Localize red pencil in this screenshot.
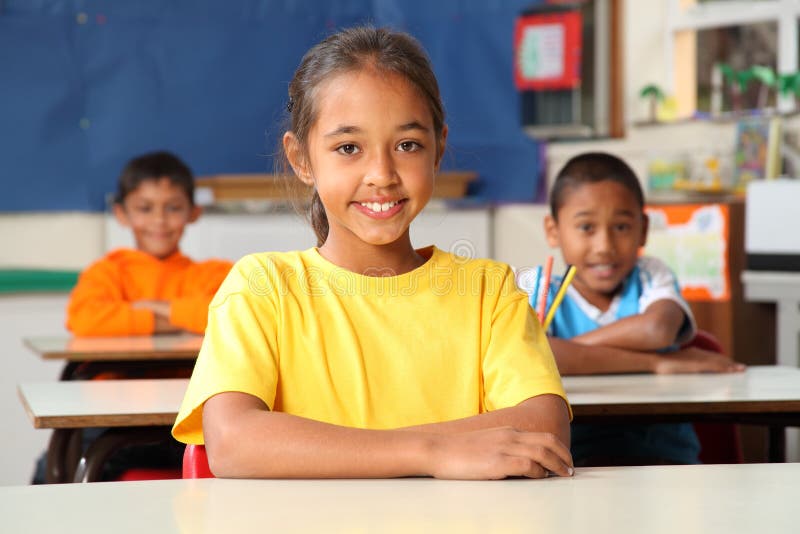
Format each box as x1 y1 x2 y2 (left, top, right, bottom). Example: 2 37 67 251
537 255 553 323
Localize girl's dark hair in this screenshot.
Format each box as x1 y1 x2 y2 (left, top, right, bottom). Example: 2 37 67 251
280 26 446 246
115 151 195 206
549 152 644 220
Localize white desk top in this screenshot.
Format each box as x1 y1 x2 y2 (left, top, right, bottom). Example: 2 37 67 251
742 270 800 299
18 366 800 429
23 334 203 361
17 379 188 428
0 463 796 533
564 365 800 416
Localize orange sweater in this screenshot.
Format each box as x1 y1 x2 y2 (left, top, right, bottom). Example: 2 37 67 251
66 248 232 336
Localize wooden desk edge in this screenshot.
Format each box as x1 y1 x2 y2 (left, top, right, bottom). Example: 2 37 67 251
32 413 178 429
38 351 199 361
572 400 800 417
16 385 39 428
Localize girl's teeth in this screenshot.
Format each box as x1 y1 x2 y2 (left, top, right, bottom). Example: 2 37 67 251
361 201 398 212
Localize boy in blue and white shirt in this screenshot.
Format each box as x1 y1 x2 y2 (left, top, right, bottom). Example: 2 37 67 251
535 152 744 466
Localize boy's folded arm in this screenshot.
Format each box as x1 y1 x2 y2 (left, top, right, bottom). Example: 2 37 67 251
570 299 687 351
68 299 155 336
169 295 218 333
168 262 232 333
548 336 660 375
67 266 155 336
202 391 573 480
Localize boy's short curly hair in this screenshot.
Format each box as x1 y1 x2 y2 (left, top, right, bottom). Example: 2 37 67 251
549 152 644 220
115 151 194 206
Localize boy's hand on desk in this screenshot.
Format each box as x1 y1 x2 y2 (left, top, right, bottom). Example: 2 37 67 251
132 300 181 333
427 427 574 480
654 347 746 374
132 300 171 318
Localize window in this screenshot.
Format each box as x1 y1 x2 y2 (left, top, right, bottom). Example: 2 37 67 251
668 0 799 116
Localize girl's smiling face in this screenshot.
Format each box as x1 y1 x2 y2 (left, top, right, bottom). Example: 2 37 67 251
544 180 648 310
285 66 446 257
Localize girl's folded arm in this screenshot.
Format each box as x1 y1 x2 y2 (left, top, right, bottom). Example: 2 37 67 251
202 391 572 480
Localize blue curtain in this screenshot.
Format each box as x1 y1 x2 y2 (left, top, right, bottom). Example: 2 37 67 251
0 0 545 211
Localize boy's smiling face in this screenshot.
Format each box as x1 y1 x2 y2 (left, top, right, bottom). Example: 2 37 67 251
544 180 648 310
113 177 200 260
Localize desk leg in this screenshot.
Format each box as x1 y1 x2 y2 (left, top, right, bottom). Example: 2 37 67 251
73 426 173 483
775 300 800 367
768 426 786 463
45 429 81 484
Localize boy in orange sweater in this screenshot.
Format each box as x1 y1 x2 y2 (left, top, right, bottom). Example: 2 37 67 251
33 152 232 483
66 151 232 336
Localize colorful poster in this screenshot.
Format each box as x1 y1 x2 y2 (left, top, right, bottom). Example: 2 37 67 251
733 116 782 192
644 204 730 302
514 11 582 90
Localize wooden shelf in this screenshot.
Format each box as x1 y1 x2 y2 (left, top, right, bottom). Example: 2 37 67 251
196 172 478 201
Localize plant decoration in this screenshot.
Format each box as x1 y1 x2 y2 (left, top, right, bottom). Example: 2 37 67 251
778 72 800 99
639 84 665 123
749 65 776 109
720 63 753 112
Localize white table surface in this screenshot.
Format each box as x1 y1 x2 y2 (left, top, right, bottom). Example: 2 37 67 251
17 366 800 429
0 463 796 533
564 365 800 416
23 333 203 361
17 378 188 428
742 270 800 368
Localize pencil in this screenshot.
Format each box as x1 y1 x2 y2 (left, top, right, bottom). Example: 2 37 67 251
543 265 576 331
537 255 553 323
529 265 542 310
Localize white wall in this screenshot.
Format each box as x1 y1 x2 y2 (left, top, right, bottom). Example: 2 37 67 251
0 294 67 486
0 213 104 270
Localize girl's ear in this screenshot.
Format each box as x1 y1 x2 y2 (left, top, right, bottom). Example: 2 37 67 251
544 214 560 248
189 205 202 224
112 203 130 228
639 212 649 248
283 132 314 186
434 125 448 172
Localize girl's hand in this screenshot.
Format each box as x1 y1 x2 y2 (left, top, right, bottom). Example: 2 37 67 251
654 346 746 374
427 427 573 480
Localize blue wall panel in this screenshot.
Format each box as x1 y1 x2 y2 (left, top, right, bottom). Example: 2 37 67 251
0 0 544 211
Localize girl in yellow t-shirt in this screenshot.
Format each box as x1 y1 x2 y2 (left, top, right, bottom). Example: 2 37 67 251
172 26 573 480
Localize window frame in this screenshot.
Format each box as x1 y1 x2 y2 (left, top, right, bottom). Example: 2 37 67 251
666 0 799 114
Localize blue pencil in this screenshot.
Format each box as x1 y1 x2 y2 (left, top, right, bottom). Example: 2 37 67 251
529 265 542 310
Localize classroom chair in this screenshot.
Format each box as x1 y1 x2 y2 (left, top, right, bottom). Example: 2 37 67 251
183 444 214 478
72 427 184 483
687 330 745 464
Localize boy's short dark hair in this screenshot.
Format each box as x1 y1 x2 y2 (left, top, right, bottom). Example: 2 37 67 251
550 152 644 220
114 151 194 205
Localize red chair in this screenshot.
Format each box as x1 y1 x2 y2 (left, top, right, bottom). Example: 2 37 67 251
116 468 182 481
685 330 744 464
183 444 214 479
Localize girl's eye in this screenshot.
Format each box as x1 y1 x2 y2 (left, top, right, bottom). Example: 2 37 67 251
578 224 593 233
134 205 152 213
336 144 360 155
615 223 631 232
397 141 421 152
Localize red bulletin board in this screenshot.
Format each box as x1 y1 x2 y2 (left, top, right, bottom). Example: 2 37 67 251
644 204 730 302
513 10 582 90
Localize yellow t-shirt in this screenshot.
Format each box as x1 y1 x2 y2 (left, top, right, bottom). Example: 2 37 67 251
172 246 568 444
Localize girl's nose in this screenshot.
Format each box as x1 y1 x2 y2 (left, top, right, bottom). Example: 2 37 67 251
363 150 398 188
